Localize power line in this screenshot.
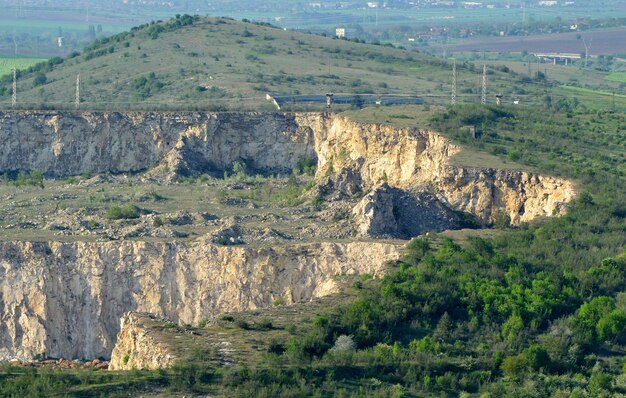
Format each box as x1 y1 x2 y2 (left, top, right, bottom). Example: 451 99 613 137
451 59 457 106
12 67 17 108
481 64 487 105
75 74 81 109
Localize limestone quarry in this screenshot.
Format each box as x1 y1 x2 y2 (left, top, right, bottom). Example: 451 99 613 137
0 110 576 367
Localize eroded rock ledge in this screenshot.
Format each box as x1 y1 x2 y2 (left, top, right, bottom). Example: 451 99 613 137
109 312 176 370
0 239 400 361
0 111 576 363
0 111 575 227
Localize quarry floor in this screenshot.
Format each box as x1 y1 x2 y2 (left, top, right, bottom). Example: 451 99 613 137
0 173 371 245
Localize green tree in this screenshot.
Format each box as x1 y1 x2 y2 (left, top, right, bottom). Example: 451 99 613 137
596 310 626 342
572 297 615 341
32 72 47 87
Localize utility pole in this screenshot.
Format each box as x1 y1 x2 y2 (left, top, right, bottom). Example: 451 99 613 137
12 67 17 108
75 74 80 108
451 59 457 106
582 37 592 68
481 64 487 105
612 92 616 111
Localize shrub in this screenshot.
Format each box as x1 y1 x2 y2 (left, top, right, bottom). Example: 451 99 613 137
32 72 47 87
596 310 626 342
10 170 44 188
256 318 273 331
105 203 141 220
294 156 316 176
231 161 247 180
235 320 250 330
330 335 356 353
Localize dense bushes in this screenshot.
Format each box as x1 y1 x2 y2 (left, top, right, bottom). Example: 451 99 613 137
3 170 44 188
104 203 141 220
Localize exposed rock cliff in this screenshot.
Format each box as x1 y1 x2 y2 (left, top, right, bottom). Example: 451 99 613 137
0 110 577 363
0 112 319 177
0 239 400 361
0 111 575 225
109 312 176 370
313 115 575 225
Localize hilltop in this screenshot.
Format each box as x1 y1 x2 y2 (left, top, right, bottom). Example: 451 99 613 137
0 15 550 111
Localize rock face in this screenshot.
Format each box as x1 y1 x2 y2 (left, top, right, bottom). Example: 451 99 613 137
0 111 575 225
0 239 400 361
352 183 463 239
314 115 576 225
0 111 577 363
0 112 319 177
109 313 175 370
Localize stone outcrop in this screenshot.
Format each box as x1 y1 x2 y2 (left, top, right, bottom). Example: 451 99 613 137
0 239 400 361
109 312 175 370
0 112 319 177
0 111 577 363
312 115 576 225
352 183 463 238
0 111 575 225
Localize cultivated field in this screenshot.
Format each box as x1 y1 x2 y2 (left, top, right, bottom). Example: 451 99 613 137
445 27 626 56
0 56 47 79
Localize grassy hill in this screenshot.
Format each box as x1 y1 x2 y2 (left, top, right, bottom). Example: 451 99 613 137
0 15 555 111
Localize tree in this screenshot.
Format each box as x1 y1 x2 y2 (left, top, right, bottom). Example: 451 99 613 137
596 310 626 342
32 72 47 87
352 95 364 109
330 335 356 352
572 296 615 341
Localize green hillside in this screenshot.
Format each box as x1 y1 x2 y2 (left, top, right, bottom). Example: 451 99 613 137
0 15 550 111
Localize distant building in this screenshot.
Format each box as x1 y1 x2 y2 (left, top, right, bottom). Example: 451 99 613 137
538 0 557 6
57 37 64 47
335 27 356 38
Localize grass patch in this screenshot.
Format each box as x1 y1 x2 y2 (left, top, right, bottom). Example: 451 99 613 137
556 85 626 110
605 71 626 83
0 56 47 79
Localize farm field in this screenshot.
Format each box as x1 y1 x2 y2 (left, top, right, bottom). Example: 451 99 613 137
0 56 47 79
445 27 626 56
556 85 626 110
606 72 626 82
